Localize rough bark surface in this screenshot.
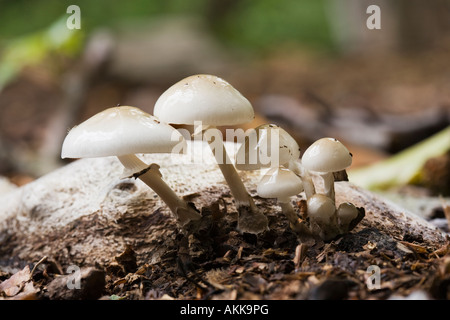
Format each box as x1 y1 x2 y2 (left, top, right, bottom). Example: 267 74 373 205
0 142 448 299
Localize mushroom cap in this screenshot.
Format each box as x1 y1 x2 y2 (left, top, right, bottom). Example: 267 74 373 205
61 106 186 159
235 124 300 170
153 74 254 126
301 137 352 173
307 194 336 224
257 167 303 200
336 202 359 225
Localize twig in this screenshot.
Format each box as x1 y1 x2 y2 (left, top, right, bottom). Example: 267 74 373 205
30 256 48 278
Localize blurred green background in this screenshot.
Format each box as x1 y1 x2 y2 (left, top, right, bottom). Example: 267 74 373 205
0 0 334 52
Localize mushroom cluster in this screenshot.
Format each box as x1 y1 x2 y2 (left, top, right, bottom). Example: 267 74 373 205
61 74 364 241
301 138 364 240
235 124 309 232
61 74 269 234
236 128 364 241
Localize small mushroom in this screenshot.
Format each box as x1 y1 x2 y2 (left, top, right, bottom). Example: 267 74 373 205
154 74 268 234
301 137 352 203
336 202 358 225
235 124 316 199
257 166 304 231
336 202 361 233
235 124 300 170
306 193 339 241
61 106 201 226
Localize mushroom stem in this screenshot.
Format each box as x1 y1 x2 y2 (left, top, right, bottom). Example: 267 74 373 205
278 198 300 227
206 128 256 210
320 172 335 203
288 161 316 199
117 154 201 226
205 126 268 233
117 154 149 178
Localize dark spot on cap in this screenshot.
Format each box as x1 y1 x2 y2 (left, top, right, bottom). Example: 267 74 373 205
349 152 353 157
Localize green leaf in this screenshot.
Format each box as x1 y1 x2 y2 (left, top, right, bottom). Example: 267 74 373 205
348 126 450 190
0 16 83 90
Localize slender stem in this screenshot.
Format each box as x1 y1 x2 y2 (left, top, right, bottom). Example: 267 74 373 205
139 165 199 224
279 198 309 234
117 154 149 178
288 160 316 200
117 154 201 225
321 172 335 204
279 200 298 226
205 127 256 210
204 126 268 234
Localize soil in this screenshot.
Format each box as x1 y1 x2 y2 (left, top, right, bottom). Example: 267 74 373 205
0 183 449 301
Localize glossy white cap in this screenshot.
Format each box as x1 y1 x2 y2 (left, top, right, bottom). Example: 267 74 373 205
307 193 336 224
336 202 359 226
257 167 303 202
301 137 352 173
154 74 254 126
235 124 300 170
61 106 186 159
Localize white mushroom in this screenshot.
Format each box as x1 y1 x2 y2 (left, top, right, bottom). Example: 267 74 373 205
301 137 352 203
257 166 304 230
61 106 202 226
235 124 300 170
306 193 339 240
154 74 268 234
336 202 359 232
235 124 316 199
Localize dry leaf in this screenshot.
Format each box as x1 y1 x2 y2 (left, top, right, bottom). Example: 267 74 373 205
363 241 377 251
10 281 38 300
0 265 38 299
293 244 308 270
0 265 31 297
430 243 449 258
399 241 429 254
205 268 231 290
